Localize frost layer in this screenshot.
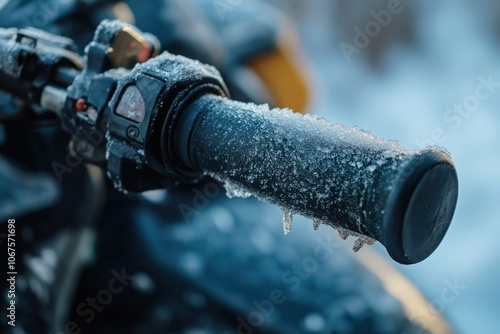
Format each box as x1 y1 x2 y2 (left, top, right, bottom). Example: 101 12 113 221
190 95 450 249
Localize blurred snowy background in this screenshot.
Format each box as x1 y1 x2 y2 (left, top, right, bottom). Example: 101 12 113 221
263 0 500 333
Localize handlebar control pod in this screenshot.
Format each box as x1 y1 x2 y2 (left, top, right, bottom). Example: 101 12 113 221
173 95 459 265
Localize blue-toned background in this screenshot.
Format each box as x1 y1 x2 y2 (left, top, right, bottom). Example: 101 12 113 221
266 0 500 332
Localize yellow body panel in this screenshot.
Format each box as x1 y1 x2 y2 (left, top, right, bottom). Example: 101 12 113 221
246 27 310 114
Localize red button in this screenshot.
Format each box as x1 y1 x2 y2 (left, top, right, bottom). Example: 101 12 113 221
75 98 87 112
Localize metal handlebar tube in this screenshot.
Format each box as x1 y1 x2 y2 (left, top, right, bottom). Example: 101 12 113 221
173 94 459 264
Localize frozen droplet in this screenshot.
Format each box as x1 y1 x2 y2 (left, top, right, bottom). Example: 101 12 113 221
313 219 321 231
338 227 350 240
353 236 377 252
353 238 364 252
282 210 293 235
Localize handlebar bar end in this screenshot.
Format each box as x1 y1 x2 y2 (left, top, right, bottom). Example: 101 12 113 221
383 150 459 264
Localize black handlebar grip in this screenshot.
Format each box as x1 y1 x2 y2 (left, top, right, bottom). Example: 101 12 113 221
176 94 459 264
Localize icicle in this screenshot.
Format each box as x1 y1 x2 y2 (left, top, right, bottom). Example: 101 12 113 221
282 210 293 235
353 238 365 252
313 219 321 231
352 236 376 252
337 227 350 240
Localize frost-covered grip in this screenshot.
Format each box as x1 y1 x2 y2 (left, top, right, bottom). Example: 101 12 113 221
180 94 459 264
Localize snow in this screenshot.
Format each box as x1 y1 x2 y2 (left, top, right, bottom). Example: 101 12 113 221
0 37 23 77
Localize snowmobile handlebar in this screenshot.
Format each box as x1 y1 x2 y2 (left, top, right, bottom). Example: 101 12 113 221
0 20 458 264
